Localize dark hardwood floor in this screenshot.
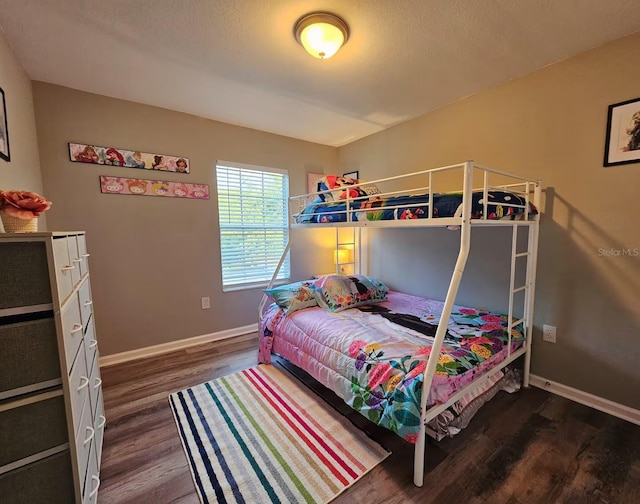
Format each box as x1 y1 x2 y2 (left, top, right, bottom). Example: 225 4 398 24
99 334 640 504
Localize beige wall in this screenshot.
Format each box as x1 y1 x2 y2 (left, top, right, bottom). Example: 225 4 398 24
339 32 640 409
33 82 337 356
0 29 44 222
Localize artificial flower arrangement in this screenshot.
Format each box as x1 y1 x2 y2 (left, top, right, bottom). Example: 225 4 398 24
0 190 52 219
0 190 52 232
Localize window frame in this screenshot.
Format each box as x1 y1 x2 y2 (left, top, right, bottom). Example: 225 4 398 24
215 160 290 292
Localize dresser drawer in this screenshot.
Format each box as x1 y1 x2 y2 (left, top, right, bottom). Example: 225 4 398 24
0 242 51 309
78 278 93 328
69 342 89 434
52 237 74 305
77 234 89 277
0 318 60 398
0 393 68 468
0 450 75 504
61 294 83 371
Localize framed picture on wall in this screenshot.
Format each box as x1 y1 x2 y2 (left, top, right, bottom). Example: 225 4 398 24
0 86 10 162
343 170 359 180
604 96 640 167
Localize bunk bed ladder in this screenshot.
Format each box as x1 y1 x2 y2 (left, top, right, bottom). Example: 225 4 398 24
513 184 541 388
505 225 526 372
506 197 541 390
523 185 541 387
507 226 522 361
334 227 360 275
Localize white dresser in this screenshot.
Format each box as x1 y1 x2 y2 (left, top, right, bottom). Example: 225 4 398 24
0 232 105 503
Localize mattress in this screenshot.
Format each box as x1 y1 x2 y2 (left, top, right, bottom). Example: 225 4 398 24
258 291 524 443
296 190 535 224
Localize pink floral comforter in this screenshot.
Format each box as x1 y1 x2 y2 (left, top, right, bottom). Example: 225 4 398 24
258 291 524 443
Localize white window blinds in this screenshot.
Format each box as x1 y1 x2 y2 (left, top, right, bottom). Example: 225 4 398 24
216 162 290 289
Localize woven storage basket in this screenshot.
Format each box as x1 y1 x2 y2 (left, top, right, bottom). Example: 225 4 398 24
0 212 38 233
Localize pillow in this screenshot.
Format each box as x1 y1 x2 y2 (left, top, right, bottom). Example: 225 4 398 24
264 280 317 315
318 175 367 201
310 274 388 312
366 276 389 297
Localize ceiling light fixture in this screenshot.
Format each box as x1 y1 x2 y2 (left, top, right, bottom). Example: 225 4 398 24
294 12 349 60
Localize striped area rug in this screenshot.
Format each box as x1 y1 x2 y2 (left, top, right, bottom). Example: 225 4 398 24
169 365 389 504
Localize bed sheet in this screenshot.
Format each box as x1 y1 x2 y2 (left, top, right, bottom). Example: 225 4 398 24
258 291 524 443
296 190 535 224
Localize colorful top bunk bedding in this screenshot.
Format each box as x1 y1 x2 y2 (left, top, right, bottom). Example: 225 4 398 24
295 175 537 224
258 283 524 444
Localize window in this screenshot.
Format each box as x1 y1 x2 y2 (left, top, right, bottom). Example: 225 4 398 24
216 161 290 290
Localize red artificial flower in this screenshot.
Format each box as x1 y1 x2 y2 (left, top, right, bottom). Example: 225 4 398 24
0 190 52 219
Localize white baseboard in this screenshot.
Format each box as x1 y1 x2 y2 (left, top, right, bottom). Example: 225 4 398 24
99 323 258 368
529 374 640 426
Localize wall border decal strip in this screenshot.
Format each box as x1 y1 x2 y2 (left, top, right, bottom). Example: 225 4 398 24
99 176 209 199
70 142 190 173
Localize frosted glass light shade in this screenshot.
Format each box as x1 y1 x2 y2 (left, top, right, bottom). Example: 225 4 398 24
334 248 351 265
295 13 349 59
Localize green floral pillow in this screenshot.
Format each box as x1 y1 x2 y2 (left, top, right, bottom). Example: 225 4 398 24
311 274 387 312
264 280 317 315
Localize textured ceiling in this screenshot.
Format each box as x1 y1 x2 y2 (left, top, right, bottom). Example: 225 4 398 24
1 0 640 146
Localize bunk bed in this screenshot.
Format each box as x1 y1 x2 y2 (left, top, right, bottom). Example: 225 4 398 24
258 161 541 487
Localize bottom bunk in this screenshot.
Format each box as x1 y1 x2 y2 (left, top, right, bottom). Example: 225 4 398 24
258 280 527 445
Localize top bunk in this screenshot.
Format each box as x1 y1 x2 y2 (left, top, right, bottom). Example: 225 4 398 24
290 161 541 229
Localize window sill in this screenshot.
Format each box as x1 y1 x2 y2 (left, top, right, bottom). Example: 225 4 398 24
222 278 290 293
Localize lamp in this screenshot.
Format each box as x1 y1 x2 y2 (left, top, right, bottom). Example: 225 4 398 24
294 12 349 59
334 248 352 273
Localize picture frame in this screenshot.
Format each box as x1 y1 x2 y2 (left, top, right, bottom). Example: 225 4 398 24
0 86 10 162
604 97 640 167
343 170 359 180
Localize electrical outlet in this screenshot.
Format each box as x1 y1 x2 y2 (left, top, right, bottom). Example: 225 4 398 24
543 324 556 343
201 297 210 310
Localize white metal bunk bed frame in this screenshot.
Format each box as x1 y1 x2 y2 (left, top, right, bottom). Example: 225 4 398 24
258 160 541 487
